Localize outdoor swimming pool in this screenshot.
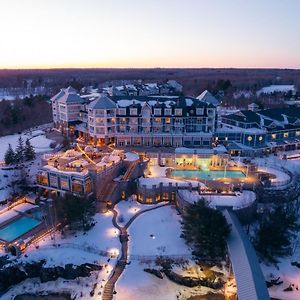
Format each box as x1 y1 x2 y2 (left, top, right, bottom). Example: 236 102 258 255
171 169 246 180
0 216 41 242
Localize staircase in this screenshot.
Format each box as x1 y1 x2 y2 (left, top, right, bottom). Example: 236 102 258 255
122 160 139 181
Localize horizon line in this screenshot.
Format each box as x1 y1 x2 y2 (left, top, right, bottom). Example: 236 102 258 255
0 66 300 71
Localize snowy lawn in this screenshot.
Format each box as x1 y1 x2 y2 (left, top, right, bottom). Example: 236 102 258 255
19 212 121 267
116 205 219 300
127 205 190 257
0 168 17 203
3 211 121 299
114 197 163 227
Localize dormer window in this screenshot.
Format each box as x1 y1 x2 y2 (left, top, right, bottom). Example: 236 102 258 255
175 108 182 116
164 108 172 116
130 108 137 115
154 108 161 115
196 108 204 115
118 108 126 115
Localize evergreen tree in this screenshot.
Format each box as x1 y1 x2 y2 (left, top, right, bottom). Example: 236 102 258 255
254 206 299 262
15 136 25 163
24 138 36 161
4 143 16 165
54 193 95 229
181 199 231 261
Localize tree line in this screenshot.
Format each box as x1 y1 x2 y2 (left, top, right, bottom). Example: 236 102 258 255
0 95 52 136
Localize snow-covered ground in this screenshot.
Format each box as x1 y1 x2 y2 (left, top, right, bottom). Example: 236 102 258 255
255 150 300 299
253 152 300 175
114 197 163 227
116 205 194 300
116 205 224 300
262 260 300 300
257 84 295 95
0 168 17 203
3 211 121 299
128 206 190 257
178 190 256 210
0 130 54 161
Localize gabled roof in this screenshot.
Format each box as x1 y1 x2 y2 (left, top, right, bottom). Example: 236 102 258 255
64 86 77 94
259 108 300 122
50 89 65 102
196 90 220 106
52 86 83 104
223 110 261 125
58 93 84 104
88 95 117 110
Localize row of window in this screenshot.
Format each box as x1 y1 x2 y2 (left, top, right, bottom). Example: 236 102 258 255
86 107 213 116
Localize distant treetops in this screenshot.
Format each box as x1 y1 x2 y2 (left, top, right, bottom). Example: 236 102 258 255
4 136 36 165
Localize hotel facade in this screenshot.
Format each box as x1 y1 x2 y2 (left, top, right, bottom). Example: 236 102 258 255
51 87 217 148
51 86 300 155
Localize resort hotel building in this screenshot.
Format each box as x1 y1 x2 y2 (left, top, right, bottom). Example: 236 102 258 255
51 87 217 148
51 86 300 155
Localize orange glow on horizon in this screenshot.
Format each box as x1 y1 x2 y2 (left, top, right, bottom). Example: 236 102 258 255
0 0 299 70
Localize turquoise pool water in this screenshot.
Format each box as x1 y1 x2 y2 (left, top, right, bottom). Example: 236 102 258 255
30 210 45 219
0 216 41 242
171 169 246 180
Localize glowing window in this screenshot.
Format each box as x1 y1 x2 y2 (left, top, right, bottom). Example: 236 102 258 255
284 132 289 138
296 131 300 136
272 134 276 139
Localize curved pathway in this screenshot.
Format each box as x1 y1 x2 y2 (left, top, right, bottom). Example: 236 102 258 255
102 202 169 300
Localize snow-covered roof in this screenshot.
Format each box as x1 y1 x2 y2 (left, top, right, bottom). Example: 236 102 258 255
196 90 220 106
88 95 117 109
58 93 85 104
175 146 227 155
64 86 77 94
50 89 65 102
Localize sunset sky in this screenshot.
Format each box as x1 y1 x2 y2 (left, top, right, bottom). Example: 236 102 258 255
0 0 299 69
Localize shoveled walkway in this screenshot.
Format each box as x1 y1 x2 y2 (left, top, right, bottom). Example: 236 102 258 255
102 202 169 300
